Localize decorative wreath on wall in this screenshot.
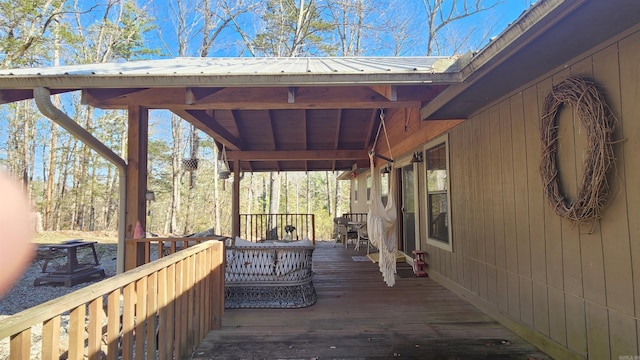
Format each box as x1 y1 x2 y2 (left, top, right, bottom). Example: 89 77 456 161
540 76 617 225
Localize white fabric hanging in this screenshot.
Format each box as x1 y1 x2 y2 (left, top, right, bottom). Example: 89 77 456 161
367 153 398 287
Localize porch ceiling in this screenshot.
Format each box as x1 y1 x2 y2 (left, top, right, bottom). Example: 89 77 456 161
0 57 458 172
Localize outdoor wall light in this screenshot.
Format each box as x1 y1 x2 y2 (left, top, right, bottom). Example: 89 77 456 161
145 190 155 201
381 163 392 174
410 152 423 163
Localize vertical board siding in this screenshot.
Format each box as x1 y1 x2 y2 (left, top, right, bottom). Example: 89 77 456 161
586 302 610 359
619 31 640 321
521 85 547 284
532 281 550 336
443 30 640 358
503 98 520 277
538 76 565 293
565 293 587 356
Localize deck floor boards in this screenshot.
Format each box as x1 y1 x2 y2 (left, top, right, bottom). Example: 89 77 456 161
192 241 550 359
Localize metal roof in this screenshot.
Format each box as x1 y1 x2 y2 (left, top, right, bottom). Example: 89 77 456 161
0 57 458 173
0 56 457 76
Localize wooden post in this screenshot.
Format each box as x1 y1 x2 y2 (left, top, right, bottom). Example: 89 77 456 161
232 160 241 238
126 105 149 269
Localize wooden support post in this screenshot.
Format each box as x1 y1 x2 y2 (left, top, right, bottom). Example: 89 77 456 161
126 105 149 269
232 160 241 238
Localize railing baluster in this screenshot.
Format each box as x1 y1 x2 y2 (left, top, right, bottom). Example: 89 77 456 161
10 329 31 360
87 297 103 360
0 241 223 360
135 277 147 360
166 263 176 359
41 316 60 360
146 272 158 359
239 214 316 242
107 289 120 359
69 305 85 360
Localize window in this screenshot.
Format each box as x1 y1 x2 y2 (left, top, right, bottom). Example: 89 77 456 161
354 177 358 202
366 174 372 202
425 135 452 251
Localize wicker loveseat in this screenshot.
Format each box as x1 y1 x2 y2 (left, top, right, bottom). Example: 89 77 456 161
224 238 317 309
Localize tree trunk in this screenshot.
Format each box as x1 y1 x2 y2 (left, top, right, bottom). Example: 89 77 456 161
325 171 331 215
54 134 74 230
44 120 59 230
166 114 183 234
183 126 199 234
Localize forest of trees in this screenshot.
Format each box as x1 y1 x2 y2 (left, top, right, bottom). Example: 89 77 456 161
0 0 530 239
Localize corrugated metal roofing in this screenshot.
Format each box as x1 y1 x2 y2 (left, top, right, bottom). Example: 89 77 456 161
0 56 457 76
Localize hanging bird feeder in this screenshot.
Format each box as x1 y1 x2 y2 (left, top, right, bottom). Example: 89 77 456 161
218 143 231 179
182 158 199 171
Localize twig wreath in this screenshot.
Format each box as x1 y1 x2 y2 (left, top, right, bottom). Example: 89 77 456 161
540 76 616 226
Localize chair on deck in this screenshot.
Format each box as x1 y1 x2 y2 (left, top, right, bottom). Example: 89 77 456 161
333 217 357 248
354 222 373 254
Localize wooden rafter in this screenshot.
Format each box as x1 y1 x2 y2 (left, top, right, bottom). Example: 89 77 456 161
172 109 243 151
225 149 368 161
0 88 74 105
186 87 224 105
288 87 297 104
266 110 279 172
369 86 397 101
83 86 421 110
364 108 380 151
332 109 343 171
81 88 150 108
302 109 308 172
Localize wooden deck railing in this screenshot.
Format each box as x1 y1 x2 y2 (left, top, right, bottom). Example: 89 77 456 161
125 236 228 269
239 213 315 244
0 240 224 360
343 212 367 223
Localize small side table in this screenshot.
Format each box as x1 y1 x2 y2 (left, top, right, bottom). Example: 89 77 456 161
35 240 106 287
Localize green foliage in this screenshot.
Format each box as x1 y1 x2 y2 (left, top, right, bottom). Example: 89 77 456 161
0 0 525 238
77 0 158 63
253 0 337 56
0 0 66 67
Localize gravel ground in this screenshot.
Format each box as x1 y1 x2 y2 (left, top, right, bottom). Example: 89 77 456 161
0 243 121 359
0 243 119 315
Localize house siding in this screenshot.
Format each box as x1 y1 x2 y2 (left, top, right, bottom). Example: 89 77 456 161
428 28 640 359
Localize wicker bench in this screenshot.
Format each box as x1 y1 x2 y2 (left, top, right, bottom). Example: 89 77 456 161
224 238 317 309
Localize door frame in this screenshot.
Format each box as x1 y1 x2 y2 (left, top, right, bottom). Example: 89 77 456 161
393 155 421 258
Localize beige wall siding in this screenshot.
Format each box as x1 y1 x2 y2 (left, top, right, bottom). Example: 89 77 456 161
428 28 640 359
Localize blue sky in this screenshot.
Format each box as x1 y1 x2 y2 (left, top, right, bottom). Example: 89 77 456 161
1 0 537 177
137 0 537 58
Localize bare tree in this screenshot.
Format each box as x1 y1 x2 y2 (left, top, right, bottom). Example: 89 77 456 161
251 0 336 57
324 0 375 56
420 0 502 55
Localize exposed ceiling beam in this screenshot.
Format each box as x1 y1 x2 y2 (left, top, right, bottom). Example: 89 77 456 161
81 88 147 107
171 109 243 151
266 110 280 172
0 88 74 104
332 109 343 171
333 109 342 150
302 109 308 172
84 86 422 110
226 150 369 161
288 87 297 104
364 108 379 151
187 87 224 105
369 86 397 101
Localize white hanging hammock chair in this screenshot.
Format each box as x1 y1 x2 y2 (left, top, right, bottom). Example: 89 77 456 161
367 110 398 287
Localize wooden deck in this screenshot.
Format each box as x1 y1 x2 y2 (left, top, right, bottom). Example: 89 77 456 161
192 241 551 359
